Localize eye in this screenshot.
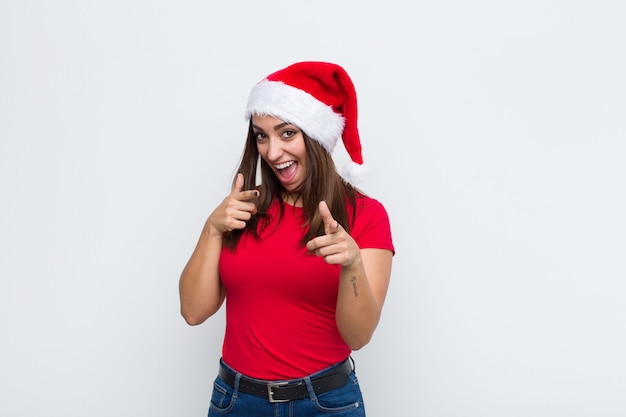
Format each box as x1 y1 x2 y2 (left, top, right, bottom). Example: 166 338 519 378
254 131 268 143
282 129 298 139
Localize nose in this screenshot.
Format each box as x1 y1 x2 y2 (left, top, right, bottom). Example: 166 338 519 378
266 137 283 161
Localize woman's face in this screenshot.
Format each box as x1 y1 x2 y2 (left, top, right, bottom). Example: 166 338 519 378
252 114 308 193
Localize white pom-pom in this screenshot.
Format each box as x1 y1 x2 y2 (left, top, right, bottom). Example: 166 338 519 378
341 161 368 186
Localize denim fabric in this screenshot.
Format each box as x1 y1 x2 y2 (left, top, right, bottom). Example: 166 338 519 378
207 359 366 417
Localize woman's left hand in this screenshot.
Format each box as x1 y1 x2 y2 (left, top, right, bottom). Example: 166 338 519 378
306 201 361 267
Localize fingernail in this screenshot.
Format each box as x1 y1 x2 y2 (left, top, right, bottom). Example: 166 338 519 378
253 190 259 197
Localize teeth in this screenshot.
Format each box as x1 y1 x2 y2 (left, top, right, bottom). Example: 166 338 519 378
275 161 294 170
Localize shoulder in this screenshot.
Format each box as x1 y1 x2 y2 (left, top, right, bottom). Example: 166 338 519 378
352 193 390 220
350 193 395 253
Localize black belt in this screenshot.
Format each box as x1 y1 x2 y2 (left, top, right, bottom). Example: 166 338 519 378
218 359 352 403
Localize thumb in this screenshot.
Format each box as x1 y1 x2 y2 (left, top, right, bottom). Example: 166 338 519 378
319 201 339 235
232 173 244 193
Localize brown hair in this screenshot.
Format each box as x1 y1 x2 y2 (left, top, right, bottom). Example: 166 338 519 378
223 122 359 250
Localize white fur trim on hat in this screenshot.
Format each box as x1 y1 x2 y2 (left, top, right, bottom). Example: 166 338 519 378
245 80 345 153
341 160 368 186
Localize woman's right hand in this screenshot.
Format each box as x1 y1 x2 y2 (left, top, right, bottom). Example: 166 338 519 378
179 173 258 325
206 173 259 235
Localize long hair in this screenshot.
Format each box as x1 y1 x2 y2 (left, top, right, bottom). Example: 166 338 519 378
223 122 359 250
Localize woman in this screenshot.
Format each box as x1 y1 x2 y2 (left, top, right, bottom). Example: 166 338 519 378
179 61 395 416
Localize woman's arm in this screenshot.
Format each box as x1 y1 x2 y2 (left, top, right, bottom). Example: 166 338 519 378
179 228 227 325
335 248 392 350
306 201 393 350
179 174 258 325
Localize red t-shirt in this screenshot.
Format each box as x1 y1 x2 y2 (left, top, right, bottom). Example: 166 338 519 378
219 195 394 379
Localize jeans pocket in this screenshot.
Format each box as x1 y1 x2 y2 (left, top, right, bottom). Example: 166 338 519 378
208 377 237 415
311 373 365 414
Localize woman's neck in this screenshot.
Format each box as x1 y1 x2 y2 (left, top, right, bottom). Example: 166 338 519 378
281 192 303 207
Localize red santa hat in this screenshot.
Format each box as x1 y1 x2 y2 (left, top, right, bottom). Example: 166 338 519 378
245 61 366 185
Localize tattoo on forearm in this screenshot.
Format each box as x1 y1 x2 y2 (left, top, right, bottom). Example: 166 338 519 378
350 276 358 297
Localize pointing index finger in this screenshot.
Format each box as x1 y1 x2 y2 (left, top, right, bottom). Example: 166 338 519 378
319 201 339 234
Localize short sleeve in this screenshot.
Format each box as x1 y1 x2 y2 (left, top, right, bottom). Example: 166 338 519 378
351 196 395 255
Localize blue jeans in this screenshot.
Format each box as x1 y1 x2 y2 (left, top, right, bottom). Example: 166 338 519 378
207 358 366 417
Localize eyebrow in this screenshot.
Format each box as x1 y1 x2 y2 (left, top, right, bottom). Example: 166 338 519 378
252 122 291 132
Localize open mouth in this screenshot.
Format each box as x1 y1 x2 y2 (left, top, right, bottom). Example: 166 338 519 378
275 161 298 182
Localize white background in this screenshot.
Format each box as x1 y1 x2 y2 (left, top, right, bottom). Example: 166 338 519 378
1 1 625 416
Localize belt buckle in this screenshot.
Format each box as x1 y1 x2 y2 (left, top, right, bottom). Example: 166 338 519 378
267 382 289 403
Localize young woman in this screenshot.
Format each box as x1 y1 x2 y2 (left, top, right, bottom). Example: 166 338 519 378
179 61 395 416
